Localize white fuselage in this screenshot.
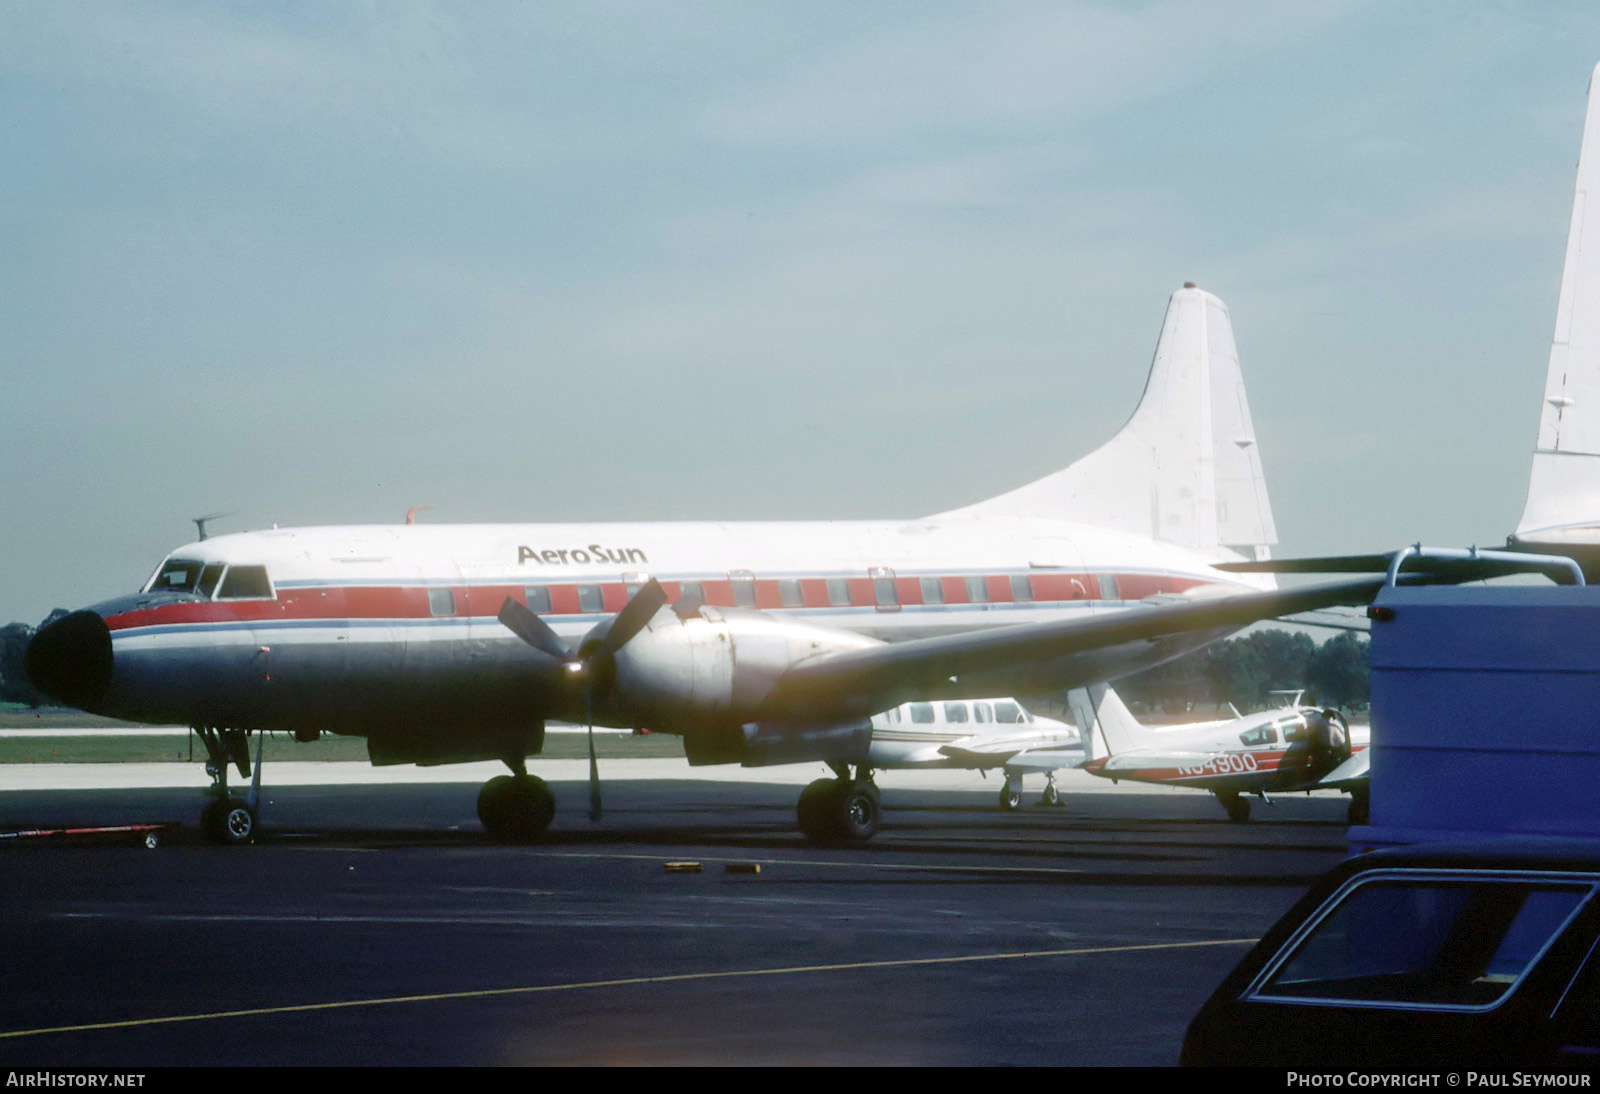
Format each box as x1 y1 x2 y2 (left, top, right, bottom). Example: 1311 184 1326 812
69 517 1261 742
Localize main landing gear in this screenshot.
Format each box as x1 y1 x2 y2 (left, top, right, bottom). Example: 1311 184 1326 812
797 763 881 843
477 757 556 842
999 772 1062 809
1214 789 1252 823
194 726 263 845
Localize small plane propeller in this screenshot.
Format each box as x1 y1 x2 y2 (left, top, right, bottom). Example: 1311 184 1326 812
498 579 670 821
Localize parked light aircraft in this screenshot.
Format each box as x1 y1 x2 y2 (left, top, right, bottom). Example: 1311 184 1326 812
26 284 1401 845
1068 684 1368 824
860 697 1080 819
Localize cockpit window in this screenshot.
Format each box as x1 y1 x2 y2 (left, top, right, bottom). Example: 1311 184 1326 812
197 564 226 598
218 565 274 600
147 558 206 594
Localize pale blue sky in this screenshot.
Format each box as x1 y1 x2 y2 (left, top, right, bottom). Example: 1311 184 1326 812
6 2 1600 623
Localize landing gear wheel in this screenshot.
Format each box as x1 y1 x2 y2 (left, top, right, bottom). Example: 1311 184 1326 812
206 797 257 845
836 781 881 841
797 778 841 842
797 778 881 843
477 774 556 841
999 785 1022 811
1347 789 1370 826
1040 783 1060 807
1216 791 1251 823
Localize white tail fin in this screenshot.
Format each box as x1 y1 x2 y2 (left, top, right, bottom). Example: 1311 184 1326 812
1066 683 1156 760
932 285 1276 565
1517 62 1600 550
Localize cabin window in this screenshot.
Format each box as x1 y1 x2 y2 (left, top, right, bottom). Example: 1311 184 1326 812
147 558 205 593
730 572 757 608
197 564 226 598
524 586 552 614
677 581 704 605
1010 575 1034 602
428 588 456 617
909 703 935 724
973 702 993 724
778 579 803 608
993 700 1023 723
827 578 851 606
1240 726 1279 747
944 702 969 724
622 572 652 598
1098 574 1120 600
920 577 944 604
965 576 989 604
873 576 898 607
218 565 273 600
885 706 901 724
576 585 604 613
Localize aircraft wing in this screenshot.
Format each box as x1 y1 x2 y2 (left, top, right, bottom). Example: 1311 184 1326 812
1315 749 1370 789
757 575 1394 723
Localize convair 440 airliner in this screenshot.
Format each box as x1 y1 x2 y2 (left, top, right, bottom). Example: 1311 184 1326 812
25 285 1391 844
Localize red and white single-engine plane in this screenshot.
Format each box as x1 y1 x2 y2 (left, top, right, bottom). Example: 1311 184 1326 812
1067 685 1369 824
25 285 1396 844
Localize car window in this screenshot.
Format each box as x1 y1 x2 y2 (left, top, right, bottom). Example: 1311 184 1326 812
1252 875 1594 1010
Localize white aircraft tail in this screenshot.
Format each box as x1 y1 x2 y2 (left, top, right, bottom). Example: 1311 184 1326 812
1517 62 1600 554
932 285 1277 566
1066 683 1157 761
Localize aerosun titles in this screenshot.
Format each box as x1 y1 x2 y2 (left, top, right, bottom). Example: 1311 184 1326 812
517 545 648 567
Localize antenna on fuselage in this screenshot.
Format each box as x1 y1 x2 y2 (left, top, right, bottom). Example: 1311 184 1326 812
405 506 433 525
192 512 239 541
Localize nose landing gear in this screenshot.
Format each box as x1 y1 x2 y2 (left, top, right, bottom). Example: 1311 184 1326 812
194 726 263 845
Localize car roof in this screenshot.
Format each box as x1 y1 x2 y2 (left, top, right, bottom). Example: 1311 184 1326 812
1343 837 1600 875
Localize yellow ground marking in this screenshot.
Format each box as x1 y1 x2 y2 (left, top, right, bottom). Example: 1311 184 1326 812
0 937 1255 1040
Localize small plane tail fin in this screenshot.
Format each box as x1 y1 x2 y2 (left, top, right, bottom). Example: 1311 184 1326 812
1515 62 1600 573
931 285 1276 567
1066 683 1158 760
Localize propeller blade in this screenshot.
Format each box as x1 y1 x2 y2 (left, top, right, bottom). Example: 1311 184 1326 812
498 597 574 663
599 578 670 656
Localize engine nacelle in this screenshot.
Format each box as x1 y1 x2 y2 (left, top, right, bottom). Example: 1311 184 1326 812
603 606 880 734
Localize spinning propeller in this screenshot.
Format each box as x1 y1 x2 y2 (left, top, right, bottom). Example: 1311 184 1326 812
498 579 670 820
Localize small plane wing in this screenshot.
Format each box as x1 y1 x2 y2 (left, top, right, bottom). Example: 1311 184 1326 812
1316 749 1370 789
999 749 1085 775
758 575 1395 723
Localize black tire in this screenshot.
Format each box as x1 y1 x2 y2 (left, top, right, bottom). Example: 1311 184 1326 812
1040 783 1060 807
1216 792 1251 823
797 778 842 842
208 797 257 845
999 785 1022 811
1347 789 1370 825
478 774 556 841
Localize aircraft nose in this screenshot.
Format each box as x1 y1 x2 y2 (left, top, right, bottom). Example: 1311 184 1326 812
24 610 113 711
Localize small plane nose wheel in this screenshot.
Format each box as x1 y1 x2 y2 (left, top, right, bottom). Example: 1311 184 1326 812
1040 775 1061 807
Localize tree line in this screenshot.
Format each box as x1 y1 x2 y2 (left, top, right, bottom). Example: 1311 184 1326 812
1114 629 1369 714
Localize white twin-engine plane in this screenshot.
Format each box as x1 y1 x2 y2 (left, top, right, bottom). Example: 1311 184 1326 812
26 285 1392 844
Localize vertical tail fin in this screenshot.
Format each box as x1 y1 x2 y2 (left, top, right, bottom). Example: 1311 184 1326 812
931 285 1276 566
1515 62 1600 566
1066 683 1157 760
